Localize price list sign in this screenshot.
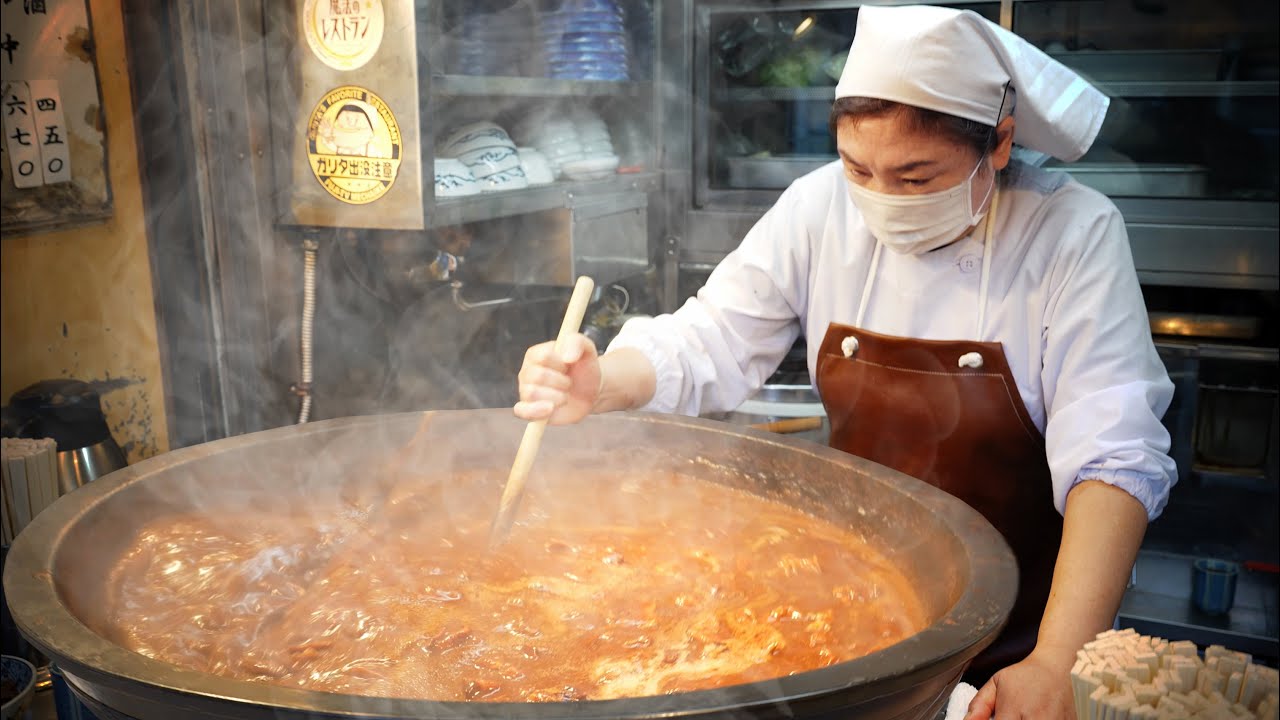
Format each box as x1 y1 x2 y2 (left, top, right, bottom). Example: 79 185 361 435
1 0 111 236
4 79 72 187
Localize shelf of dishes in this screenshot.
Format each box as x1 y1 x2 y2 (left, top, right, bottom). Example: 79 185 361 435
442 0 652 83
430 107 654 227
432 74 649 98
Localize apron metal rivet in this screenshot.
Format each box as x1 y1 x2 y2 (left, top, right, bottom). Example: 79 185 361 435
958 351 984 369
841 336 859 358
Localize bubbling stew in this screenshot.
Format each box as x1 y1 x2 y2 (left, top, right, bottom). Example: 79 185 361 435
102 469 925 702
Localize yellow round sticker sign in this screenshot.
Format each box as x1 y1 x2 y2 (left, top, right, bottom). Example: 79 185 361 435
307 86 402 205
302 0 385 71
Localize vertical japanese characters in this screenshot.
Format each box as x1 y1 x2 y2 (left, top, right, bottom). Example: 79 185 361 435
3 80 70 188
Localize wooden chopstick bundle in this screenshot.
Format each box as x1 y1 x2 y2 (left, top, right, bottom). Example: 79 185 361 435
1071 628 1279 719
1 437 59 544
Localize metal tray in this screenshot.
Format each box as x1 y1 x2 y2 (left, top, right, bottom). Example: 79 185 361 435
1043 163 1209 197
727 154 835 189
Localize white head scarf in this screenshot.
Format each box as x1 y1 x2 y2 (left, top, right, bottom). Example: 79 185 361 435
835 5 1108 162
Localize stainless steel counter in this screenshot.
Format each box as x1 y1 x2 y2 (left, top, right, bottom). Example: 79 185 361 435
1118 550 1280 661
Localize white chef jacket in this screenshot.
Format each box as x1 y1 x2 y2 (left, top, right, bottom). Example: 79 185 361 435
609 159 1177 520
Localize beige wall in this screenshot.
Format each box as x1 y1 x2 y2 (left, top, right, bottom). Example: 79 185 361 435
1 0 169 463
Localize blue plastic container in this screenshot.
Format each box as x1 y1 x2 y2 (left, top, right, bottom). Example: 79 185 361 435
1191 558 1239 616
50 663 100 720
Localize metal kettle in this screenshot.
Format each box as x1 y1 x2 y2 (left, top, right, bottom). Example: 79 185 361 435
2 379 127 493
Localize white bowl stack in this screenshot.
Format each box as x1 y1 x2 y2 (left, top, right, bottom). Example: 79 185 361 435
561 107 620 180
440 121 528 193
433 157 480 198
517 147 556 186
513 108 584 179
607 110 648 170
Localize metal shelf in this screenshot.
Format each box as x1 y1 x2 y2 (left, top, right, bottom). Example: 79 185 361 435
432 74 648 98
713 81 1278 103
429 172 661 227
714 86 836 103
1193 467 1273 491
1096 81 1280 98
1117 551 1279 662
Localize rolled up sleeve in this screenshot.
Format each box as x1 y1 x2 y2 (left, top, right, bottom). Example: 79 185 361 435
1041 200 1177 520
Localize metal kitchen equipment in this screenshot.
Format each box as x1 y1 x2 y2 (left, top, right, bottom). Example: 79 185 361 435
1040 163 1210 198
727 154 834 189
1045 49 1223 82
463 193 649 288
4 410 1016 720
711 340 829 445
1149 312 1263 341
3 380 126 494
673 0 1278 312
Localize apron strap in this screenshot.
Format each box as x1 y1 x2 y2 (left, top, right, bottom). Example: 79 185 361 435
976 187 1000 340
854 241 883 329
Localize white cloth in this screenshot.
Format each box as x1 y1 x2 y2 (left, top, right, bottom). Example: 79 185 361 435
945 682 982 720
835 5 1109 162
608 160 1177 519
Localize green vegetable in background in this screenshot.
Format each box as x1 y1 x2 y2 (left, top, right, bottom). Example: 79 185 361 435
758 46 832 87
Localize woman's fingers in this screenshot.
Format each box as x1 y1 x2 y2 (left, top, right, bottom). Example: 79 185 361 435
559 333 596 364
513 400 554 421
523 341 566 373
964 678 997 720
514 335 601 425
520 384 567 407
518 363 572 393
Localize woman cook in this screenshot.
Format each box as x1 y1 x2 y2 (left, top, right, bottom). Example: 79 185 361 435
515 6 1176 718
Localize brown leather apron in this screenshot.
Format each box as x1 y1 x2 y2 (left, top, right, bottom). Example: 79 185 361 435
816 324 1062 678
814 192 1063 679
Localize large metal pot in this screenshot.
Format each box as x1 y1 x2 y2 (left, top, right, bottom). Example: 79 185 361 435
3 410 1016 720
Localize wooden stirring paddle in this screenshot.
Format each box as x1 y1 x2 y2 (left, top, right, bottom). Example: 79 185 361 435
489 275 596 547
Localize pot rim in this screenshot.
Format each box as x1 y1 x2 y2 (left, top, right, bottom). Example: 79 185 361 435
3 410 1016 719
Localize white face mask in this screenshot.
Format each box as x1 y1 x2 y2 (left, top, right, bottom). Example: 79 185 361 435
846 155 995 255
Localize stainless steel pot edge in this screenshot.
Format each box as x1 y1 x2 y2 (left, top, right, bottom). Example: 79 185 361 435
3 410 1017 720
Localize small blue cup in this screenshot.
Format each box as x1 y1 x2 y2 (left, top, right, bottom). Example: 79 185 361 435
1191 558 1239 616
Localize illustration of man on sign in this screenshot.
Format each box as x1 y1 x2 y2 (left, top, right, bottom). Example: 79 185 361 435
317 104 386 158
306 86 402 205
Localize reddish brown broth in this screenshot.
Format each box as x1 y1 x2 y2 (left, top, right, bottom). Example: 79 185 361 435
103 470 925 702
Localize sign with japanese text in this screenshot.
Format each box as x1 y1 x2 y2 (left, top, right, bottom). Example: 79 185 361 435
302 0 385 72
3 79 72 187
2 82 42 189
306 85 402 204
269 0 423 229
1 0 112 236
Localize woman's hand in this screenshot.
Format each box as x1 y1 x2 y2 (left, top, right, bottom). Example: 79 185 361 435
513 334 601 425
963 481 1147 718
964 648 1075 720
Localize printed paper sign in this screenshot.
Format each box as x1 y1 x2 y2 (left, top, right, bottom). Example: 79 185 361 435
28 79 70 184
2 81 42 188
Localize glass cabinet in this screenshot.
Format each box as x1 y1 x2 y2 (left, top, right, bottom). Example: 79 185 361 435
694 1 1001 209
421 0 662 229
693 0 1278 208
1015 0 1279 203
